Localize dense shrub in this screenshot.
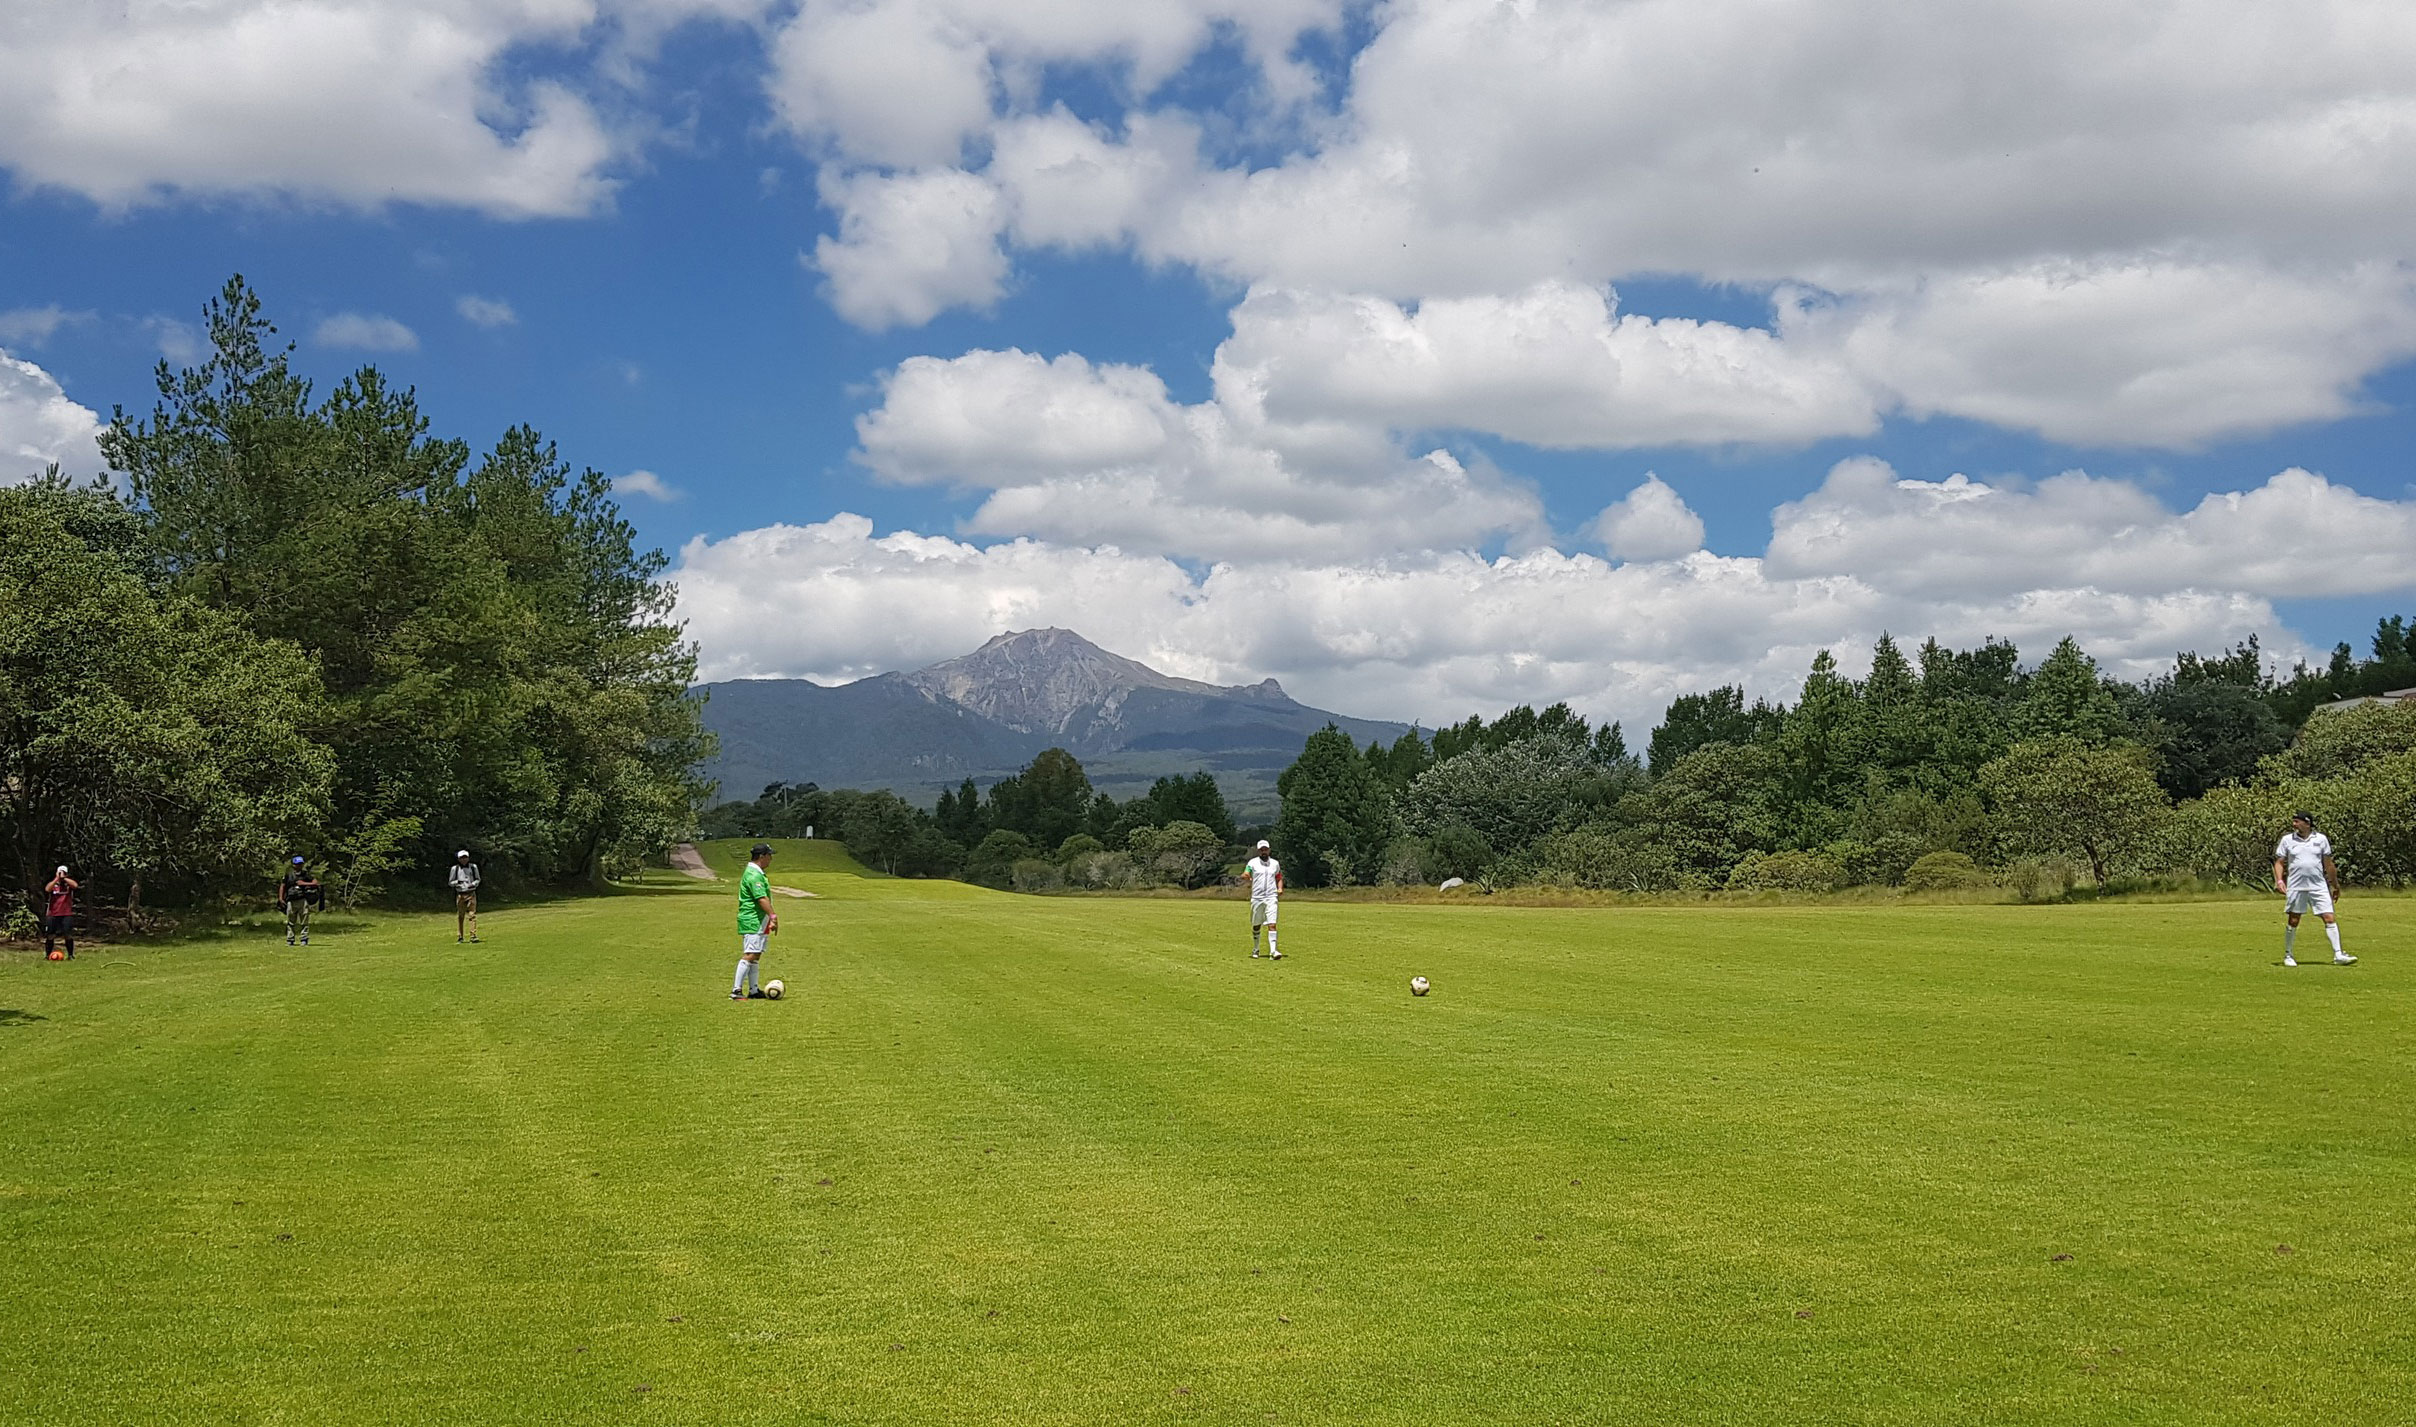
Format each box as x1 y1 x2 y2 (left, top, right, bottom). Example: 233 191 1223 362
964 829 1037 889
1064 850 1140 890
1902 850 1989 892
2004 856 2080 903
1519 826 1690 892
1725 849 1848 893
1010 858 1064 894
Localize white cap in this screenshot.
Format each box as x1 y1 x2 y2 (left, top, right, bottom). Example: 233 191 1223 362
456 849 471 857
1255 840 1271 850
55 865 68 876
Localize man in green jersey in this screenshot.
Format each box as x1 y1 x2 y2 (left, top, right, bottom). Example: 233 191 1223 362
732 842 777 1000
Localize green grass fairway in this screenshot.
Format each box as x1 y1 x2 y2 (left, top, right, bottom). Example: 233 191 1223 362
6 843 2413 1424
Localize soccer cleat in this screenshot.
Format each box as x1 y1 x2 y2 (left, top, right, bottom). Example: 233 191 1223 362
2283 955 2296 966
286 936 295 946
731 990 746 1000
1270 951 1283 960
2335 953 2357 965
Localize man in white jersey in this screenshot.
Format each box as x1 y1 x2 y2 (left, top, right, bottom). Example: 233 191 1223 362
2273 812 2352 967
1246 839 1284 960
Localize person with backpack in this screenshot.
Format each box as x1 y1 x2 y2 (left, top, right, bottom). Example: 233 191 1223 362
279 858 322 946
448 850 481 943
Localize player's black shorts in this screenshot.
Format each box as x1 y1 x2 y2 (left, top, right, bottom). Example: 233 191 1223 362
45 915 73 935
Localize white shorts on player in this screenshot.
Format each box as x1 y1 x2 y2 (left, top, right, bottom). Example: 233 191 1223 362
1245 845 1283 959
2274 818 2350 966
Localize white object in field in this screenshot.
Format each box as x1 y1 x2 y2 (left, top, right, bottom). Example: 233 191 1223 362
764 979 785 1000
1410 975 1430 996
1438 877 1465 891
805 825 814 839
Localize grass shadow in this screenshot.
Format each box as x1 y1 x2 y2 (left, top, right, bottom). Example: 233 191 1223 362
0 1008 49 1027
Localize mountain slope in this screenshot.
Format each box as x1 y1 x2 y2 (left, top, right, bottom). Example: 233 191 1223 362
697 630 1408 817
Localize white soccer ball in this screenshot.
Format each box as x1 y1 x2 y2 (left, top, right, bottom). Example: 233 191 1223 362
763 979 784 1000
1409 975 1430 997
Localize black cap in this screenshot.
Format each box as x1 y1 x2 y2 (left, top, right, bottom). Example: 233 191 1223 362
751 843 774 858
2292 811 2315 825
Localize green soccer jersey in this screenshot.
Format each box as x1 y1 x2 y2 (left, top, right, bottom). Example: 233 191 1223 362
738 862 771 934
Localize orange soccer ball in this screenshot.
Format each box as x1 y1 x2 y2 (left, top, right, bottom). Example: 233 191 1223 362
46 950 65 961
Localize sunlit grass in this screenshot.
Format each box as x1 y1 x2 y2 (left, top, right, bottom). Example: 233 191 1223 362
4 845 2410 1424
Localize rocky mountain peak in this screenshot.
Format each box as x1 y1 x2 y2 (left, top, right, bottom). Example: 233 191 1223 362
900 628 1230 736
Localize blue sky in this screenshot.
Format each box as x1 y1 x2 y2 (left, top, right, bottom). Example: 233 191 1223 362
5 0 2415 729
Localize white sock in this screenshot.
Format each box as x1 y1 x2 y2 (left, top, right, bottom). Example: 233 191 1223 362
1267 928 1279 956
2328 924 2344 956
2285 926 2297 956
733 960 751 993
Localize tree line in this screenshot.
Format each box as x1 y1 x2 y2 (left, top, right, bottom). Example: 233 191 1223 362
700 752 1253 891
1271 627 2416 896
1 278 710 928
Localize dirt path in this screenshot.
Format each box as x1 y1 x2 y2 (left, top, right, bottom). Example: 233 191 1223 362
668 843 716 880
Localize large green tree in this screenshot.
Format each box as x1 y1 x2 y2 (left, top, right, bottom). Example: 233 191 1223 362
1981 737 2169 883
0 479 329 908
1274 725 1397 887
100 278 711 885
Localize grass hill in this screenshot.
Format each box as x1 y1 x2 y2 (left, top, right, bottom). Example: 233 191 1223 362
697 629 1411 817
5 868 2412 1422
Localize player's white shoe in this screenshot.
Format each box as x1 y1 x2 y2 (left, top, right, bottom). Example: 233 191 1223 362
2282 954 2296 966
2334 953 2357 966
1270 951 1283 960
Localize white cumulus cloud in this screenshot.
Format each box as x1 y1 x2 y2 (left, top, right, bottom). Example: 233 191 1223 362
851 345 1547 561
789 0 2416 448
0 350 105 482
613 469 682 501
1594 477 1706 563
456 295 519 328
811 167 1010 329
0 0 673 216
314 313 420 352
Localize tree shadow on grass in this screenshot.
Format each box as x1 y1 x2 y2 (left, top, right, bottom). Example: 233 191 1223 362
0 1008 49 1028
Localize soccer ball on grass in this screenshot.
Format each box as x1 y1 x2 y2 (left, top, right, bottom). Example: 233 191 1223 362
1409 975 1430 997
763 979 784 1000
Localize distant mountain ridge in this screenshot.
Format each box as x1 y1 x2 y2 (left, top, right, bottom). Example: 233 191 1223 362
697 629 1407 818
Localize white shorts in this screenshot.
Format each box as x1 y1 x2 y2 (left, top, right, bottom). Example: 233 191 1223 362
741 932 768 955
1251 898 1278 928
2286 887 2335 916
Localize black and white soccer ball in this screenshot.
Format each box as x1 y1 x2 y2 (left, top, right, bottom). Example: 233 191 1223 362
763 979 784 1000
1409 975 1430 997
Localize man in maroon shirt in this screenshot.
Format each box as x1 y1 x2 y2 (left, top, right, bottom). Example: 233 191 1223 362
43 866 77 960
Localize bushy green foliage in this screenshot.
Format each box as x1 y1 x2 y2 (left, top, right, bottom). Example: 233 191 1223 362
1902 851 1988 891
1615 741 1782 886
1980 738 2169 883
1009 858 1064 893
1274 725 1397 887
983 748 1094 851
1401 734 1609 853
1725 849 1848 893
1053 833 1105 864
1426 823 1495 883
963 829 1037 889
2004 856 2081 904
0 478 329 908
1515 826 1688 892
95 278 710 891
1126 820 1227 888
